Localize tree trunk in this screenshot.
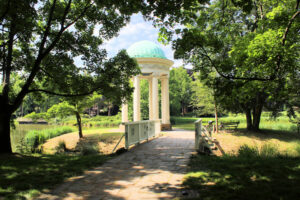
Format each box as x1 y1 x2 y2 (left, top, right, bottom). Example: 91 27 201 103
0 110 13 154
214 101 219 133
252 103 263 131
181 102 185 116
245 108 253 130
108 106 111 116
75 112 83 138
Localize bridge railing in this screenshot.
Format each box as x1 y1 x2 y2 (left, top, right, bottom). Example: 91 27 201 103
124 120 161 149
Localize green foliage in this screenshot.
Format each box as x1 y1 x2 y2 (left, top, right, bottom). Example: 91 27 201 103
140 79 150 120
55 140 67 154
0 0 147 153
61 113 122 127
169 66 193 116
191 74 216 116
78 143 100 155
157 0 300 131
24 126 74 152
24 112 50 122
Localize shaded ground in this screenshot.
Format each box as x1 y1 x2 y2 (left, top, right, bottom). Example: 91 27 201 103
174 123 300 156
184 147 300 200
36 129 195 200
0 154 109 200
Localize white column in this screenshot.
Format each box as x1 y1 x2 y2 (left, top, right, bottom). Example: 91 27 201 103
148 78 153 120
152 76 159 120
133 76 141 121
161 77 170 124
121 103 128 123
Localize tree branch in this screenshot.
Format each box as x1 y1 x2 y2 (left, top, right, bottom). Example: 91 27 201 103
28 88 97 97
42 0 91 57
12 0 93 112
38 0 57 55
2 15 16 104
199 46 274 81
282 10 300 45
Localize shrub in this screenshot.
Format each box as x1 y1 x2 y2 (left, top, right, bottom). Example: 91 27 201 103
238 144 259 158
79 143 99 155
238 143 280 158
55 140 67 154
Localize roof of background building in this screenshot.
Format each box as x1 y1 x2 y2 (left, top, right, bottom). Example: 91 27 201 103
127 40 167 59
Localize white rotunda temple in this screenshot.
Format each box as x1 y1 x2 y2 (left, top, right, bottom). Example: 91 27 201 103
121 40 173 130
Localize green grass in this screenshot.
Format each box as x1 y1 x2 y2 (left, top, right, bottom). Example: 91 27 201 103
23 126 75 152
184 144 300 200
0 153 110 200
11 124 57 152
172 112 298 132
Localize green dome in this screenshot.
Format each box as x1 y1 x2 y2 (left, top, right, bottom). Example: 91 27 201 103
127 40 167 59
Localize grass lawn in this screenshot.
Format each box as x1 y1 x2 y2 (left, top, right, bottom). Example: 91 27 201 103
185 151 300 200
174 115 300 200
0 153 110 200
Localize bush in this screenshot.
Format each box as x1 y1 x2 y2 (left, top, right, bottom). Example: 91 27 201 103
55 140 67 154
238 144 259 158
78 143 99 155
237 143 280 158
25 126 74 152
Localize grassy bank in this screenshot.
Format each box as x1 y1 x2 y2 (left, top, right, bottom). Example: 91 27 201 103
177 113 300 200
11 124 56 152
23 126 75 153
0 153 110 200
184 144 300 200
41 128 124 155
172 112 298 132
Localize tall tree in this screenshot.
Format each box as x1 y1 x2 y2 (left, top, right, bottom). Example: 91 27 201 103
157 0 300 131
0 0 198 153
47 93 102 138
0 0 144 154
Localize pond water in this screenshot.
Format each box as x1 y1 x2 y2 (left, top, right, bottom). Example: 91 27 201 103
11 124 56 152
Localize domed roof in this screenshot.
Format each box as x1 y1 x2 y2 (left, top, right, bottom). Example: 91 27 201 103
127 40 167 59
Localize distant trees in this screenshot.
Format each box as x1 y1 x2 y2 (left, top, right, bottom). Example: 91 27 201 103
191 75 216 116
169 67 193 116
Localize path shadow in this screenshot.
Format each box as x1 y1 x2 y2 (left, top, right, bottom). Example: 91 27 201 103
32 131 195 200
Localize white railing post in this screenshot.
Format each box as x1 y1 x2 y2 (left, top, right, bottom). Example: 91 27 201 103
138 123 141 144
147 121 150 141
125 123 129 149
194 119 202 150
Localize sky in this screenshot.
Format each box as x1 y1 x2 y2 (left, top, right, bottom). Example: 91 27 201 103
103 13 185 68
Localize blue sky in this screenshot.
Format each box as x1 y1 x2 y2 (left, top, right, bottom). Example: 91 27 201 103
103 13 185 68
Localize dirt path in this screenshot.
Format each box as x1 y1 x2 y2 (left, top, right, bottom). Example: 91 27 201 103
36 129 195 200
